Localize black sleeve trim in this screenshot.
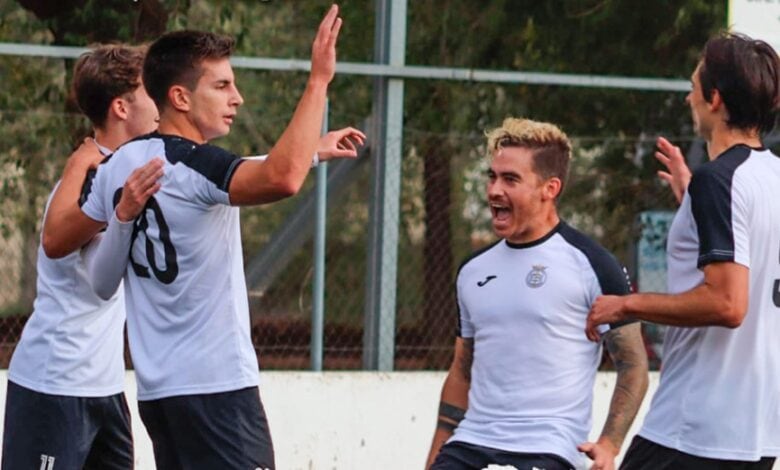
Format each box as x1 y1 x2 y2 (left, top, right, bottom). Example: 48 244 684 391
558 222 634 329
688 146 750 269
77 155 111 208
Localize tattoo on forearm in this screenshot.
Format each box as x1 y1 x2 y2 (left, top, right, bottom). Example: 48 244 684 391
439 402 465 422
437 401 466 434
436 419 457 432
459 339 474 382
601 323 649 449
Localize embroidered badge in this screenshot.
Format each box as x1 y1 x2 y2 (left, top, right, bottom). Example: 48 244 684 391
525 265 547 288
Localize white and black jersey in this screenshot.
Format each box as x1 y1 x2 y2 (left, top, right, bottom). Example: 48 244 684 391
80 132 259 401
449 222 632 468
640 144 780 460
9 150 126 397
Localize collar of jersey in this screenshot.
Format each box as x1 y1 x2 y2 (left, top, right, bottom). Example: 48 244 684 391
504 221 563 249
715 142 766 160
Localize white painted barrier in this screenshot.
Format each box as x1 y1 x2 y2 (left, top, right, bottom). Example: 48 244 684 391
0 371 774 469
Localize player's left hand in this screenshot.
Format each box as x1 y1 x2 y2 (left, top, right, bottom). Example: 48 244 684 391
317 127 366 161
585 295 627 342
578 438 618 470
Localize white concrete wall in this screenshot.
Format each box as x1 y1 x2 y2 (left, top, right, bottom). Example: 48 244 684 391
0 371 768 470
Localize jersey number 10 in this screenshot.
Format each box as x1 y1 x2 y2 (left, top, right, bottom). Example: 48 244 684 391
129 195 179 284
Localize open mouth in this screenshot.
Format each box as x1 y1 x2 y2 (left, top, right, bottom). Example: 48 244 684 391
490 202 511 222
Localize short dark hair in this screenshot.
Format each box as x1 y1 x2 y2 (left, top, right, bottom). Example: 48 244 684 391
698 33 780 133
72 45 146 128
143 30 235 110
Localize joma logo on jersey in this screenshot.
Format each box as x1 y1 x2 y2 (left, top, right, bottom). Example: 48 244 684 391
525 265 547 288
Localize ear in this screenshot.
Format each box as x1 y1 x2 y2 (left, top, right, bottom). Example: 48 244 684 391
168 85 191 112
708 88 724 113
109 97 129 122
542 177 562 201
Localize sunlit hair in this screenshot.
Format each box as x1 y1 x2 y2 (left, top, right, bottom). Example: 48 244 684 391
72 44 147 128
699 32 780 133
144 30 235 111
485 117 572 198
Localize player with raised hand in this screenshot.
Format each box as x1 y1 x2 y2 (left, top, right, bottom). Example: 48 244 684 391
41 5 360 469
587 33 780 470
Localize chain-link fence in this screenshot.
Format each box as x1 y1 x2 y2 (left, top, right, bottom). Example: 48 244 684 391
1 57 690 371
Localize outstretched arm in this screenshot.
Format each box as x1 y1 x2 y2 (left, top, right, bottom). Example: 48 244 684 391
426 337 473 469
229 5 344 205
578 323 648 470
586 262 748 341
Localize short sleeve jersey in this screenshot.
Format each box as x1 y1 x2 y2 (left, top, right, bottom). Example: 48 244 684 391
9 156 126 397
640 145 780 460
81 132 259 400
449 222 632 468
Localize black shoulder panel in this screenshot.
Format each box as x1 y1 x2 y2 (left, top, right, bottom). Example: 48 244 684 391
162 136 244 192
688 145 750 268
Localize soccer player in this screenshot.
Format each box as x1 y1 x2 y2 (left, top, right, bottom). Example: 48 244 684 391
586 33 780 470
2 44 160 470
40 6 360 469
426 118 649 470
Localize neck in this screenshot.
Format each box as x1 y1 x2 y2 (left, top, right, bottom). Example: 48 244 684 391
93 127 129 152
706 125 761 160
157 110 206 144
508 209 560 244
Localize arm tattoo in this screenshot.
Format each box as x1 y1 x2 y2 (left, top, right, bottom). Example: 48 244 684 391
437 401 466 433
600 323 649 450
459 339 474 382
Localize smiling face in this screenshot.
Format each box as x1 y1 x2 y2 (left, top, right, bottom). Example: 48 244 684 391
487 146 560 244
187 58 244 142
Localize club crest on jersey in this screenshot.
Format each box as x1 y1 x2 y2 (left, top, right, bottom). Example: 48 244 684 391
525 265 547 288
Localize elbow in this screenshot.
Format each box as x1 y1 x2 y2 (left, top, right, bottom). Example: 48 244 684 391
276 180 301 198
41 232 67 259
268 173 303 199
717 301 747 328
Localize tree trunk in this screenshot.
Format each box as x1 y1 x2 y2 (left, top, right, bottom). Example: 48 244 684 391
421 134 455 368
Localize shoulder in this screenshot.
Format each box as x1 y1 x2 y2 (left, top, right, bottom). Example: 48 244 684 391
557 222 630 295
689 144 753 195
163 137 242 191
456 239 502 278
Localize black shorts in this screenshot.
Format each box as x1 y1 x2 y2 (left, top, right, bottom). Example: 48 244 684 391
138 386 274 470
1 380 133 470
620 435 776 470
431 440 574 470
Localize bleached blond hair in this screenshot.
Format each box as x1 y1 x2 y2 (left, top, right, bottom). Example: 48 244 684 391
485 117 572 197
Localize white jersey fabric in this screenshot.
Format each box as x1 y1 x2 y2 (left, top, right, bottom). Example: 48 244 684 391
81 132 259 401
9 175 126 397
449 222 632 468
640 144 780 460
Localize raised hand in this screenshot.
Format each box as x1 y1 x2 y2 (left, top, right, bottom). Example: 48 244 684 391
655 136 691 204
310 4 342 86
317 127 366 161
115 158 165 222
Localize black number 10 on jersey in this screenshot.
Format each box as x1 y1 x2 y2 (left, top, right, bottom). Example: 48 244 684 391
114 189 179 284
